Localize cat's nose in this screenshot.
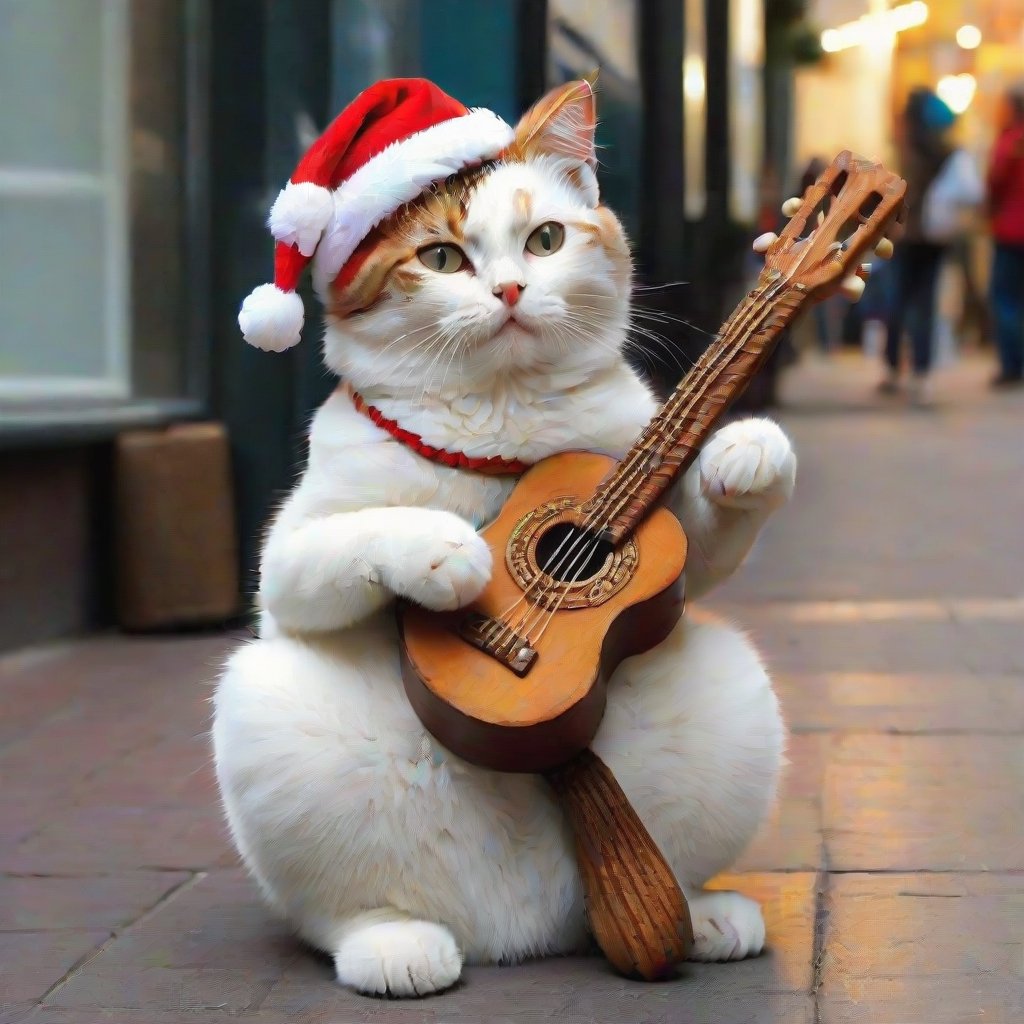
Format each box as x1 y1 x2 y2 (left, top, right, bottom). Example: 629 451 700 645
493 282 524 306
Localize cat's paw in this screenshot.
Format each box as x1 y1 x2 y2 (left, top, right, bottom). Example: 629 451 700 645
700 418 796 511
380 512 492 611
687 890 766 962
335 918 463 997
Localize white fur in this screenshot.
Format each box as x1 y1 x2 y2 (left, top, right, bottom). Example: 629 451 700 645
214 141 794 996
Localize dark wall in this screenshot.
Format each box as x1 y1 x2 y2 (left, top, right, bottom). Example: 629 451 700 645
0 448 109 652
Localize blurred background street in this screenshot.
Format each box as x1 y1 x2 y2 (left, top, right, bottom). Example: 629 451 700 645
2 1 1023 1021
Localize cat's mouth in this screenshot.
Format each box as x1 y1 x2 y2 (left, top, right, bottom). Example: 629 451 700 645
494 314 537 339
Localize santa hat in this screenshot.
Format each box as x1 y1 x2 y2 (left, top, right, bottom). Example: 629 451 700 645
238 78 515 352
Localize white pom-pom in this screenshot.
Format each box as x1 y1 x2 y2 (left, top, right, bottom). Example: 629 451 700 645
238 284 304 352
269 181 335 257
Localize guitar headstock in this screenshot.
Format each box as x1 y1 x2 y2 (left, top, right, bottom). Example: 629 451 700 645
763 151 907 299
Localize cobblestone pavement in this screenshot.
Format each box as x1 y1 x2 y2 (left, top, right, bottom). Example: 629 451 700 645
2 353 1022 1024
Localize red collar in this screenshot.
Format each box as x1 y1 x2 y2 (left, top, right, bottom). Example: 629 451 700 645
349 390 531 476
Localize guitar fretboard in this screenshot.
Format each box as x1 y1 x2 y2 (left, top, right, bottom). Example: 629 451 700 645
590 277 808 544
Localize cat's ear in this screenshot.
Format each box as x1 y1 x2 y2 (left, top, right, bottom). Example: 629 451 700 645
514 79 597 169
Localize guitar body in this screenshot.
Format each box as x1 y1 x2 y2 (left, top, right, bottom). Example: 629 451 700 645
399 450 688 774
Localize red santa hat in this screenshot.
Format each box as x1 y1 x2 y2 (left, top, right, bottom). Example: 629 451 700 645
238 78 515 352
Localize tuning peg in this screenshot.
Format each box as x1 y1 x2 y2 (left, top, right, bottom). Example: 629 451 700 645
874 237 894 260
752 232 777 253
781 196 802 218
840 274 866 301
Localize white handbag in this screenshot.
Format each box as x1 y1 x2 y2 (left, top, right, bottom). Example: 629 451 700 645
921 149 984 243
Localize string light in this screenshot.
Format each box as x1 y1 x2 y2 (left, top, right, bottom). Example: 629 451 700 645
956 25 982 50
820 1 929 53
936 73 977 114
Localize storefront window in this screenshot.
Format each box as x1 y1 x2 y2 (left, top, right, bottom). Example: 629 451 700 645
0 0 197 415
0 0 129 400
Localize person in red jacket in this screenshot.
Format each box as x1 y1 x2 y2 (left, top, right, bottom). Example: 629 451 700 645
987 85 1024 386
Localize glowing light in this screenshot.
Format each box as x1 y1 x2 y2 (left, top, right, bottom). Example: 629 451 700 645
956 24 982 49
936 73 977 114
819 1 929 53
683 55 706 101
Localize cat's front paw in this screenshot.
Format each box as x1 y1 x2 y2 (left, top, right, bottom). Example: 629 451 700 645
700 418 796 511
380 511 492 611
687 890 766 962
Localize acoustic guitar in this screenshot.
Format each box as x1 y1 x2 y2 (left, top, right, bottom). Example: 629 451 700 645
399 152 907 979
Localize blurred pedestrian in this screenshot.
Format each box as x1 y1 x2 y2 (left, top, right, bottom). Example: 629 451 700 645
880 88 982 403
986 83 1024 387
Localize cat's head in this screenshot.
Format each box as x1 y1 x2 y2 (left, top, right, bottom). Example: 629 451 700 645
322 81 632 396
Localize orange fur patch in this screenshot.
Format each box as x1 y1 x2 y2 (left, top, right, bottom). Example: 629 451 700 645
513 188 533 228
328 169 489 318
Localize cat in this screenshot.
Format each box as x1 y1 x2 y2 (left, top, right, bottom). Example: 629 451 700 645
213 80 798 998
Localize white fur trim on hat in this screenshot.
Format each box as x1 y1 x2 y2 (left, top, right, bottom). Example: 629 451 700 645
311 108 514 295
238 284 305 352
268 181 335 257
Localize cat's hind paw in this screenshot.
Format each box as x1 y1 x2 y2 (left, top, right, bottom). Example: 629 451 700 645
686 890 766 962
335 917 463 997
700 418 796 511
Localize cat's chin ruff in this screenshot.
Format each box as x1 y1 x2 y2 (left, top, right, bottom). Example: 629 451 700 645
212 611 782 978
325 360 656 469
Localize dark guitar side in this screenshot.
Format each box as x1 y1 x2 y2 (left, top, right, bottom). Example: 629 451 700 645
398 451 688 774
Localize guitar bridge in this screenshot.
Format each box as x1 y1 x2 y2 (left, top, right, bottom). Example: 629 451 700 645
457 613 538 676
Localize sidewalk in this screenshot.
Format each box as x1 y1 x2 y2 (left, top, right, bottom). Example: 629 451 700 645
2 352 1021 1024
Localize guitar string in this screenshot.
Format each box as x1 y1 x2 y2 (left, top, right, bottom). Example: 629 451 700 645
497 275 792 648
487 193 885 650
489 269 796 649
482 280 780 650
483 214 837 647
506 274 797 646
476 188 899 677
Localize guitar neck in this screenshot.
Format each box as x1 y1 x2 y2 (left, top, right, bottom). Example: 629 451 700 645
593 272 810 544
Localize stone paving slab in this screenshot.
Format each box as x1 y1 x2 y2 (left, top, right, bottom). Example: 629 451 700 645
1 805 233 875
46 871 292 1013
725 614 1024 675
0 873 190 932
735 353 1024 605
823 734 1023 871
0 930 110 1013
818 873 1024 1024
18 996 816 1024
772 671 1024 734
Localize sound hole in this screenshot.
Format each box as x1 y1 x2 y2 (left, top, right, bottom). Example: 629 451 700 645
535 523 615 583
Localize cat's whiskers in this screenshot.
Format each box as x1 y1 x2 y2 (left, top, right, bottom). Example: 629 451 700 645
567 302 698 374
365 314 451 369
439 334 469 402
418 323 466 404
390 328 454 395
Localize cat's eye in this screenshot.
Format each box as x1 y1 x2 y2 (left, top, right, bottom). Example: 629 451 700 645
525 222 565 257
417 244 466 274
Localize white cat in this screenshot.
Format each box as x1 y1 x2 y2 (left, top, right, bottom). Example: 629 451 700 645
214 80 803 998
